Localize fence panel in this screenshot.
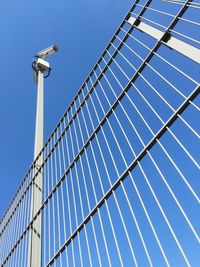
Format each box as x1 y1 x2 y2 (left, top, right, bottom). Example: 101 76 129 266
0 0 199 266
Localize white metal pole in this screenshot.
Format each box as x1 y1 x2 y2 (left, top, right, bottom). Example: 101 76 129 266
28 45 58 267
34 70 44 160
28 69 44 267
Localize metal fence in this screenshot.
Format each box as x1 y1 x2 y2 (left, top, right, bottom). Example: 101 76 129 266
0 0 199 266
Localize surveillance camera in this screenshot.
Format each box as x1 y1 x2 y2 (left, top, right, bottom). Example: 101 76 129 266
37 45 59 59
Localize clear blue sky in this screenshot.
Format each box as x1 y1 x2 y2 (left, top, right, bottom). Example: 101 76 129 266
0 0 133 219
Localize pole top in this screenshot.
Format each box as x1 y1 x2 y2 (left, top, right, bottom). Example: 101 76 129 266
32 44 59 84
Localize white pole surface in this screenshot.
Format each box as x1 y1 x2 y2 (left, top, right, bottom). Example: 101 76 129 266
28 70 44 267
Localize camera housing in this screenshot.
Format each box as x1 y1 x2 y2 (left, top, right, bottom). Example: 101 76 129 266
37 45 59 59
